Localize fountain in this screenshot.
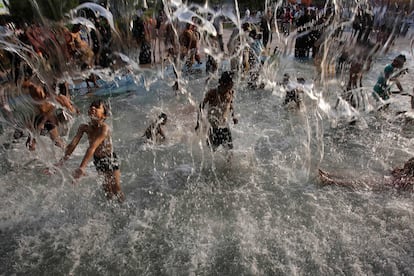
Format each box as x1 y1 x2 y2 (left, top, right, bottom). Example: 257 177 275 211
0 0 413 274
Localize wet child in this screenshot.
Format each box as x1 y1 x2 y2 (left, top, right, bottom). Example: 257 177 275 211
143 112 167 142
196 71 238 152
373 54 407 101
22 76 66 150
282 74 304 110
61 99 124 202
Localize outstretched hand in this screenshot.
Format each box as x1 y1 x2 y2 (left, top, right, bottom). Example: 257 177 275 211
73 168 86 179
43 157 67 175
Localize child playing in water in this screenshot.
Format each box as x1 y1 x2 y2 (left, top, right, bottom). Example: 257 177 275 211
22 76 67 150
143 112 167 142
195 71 238 152
61 99 124 202
373 54 407 101
319 157 414 191
282 74 304 110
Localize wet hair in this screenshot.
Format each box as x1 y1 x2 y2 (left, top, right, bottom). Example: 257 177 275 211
396 54 406 63
219 71 234 85
90 99 110 116
393 54 406 68
159 112 167 122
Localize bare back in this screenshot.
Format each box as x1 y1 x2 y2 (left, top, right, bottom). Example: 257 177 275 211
203 87 234 128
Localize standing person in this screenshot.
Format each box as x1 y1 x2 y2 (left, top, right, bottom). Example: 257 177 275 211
282 7 293 36
213 6 225 52
227 22 252 72
373 54 407 101
164 19 179 63
68 24 94 69
133 10 152 65
61 100 124 202
244 8 251 22
195 71 238 152
179 22 201 67
260 10 272 51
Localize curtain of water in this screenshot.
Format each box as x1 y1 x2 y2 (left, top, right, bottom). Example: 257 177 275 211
0 0 414 274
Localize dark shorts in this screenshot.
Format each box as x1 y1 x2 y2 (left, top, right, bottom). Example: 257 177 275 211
139 41 152 65
207 127 233 151
284 90 301 105
93 152 120 173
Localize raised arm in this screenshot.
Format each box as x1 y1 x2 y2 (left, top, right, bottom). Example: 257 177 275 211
63 124 87 160
55 94 80 114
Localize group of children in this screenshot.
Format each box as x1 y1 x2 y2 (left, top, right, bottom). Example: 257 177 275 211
10 46 411 203
58 70 237 203
50 53 414 201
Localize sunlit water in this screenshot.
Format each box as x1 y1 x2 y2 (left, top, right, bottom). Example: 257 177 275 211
1 1 414 275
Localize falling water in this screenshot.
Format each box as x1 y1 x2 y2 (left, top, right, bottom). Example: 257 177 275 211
0 0 414 274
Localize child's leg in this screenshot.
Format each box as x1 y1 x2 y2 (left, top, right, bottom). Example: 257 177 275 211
102 173 114 200
104 169 124 202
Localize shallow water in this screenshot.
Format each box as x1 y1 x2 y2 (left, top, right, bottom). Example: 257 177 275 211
1 52 414 274
1 2 414 275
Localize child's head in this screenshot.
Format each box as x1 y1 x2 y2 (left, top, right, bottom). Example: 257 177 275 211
393 54 406 68
219 71 234 87
159 112 167 125
89 99 110 120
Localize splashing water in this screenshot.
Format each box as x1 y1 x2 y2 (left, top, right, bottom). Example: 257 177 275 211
0 0 414 274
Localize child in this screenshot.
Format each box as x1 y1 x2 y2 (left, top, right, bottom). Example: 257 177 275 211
144 113 167 142
282 75 305 110
195 71 238 152
373 54 407 101
62 99 124 202
22 77 66 150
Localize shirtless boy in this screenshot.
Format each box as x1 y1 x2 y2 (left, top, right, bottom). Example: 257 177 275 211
62 99 124 202
195 71 238 151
